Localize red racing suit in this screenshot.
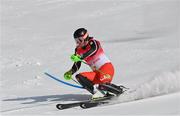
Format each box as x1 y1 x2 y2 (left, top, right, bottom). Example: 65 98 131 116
71 37 114 84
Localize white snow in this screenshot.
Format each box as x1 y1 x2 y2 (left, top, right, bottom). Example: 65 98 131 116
1 0 180 115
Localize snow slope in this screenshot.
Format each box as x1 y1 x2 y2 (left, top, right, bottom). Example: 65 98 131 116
1 0 180 115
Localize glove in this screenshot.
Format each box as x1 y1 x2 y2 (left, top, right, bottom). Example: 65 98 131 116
64 70 72 80
70 54 82 62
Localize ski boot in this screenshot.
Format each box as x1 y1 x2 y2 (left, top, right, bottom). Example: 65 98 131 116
98 83 128 96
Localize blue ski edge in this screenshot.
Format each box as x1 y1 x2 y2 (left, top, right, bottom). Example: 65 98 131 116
44 72 84 89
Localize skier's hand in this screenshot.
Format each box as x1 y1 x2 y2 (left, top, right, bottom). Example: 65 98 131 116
64 70 72 80
70 54 82 62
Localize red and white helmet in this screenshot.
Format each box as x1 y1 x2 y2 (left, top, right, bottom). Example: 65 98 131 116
73 28 89 46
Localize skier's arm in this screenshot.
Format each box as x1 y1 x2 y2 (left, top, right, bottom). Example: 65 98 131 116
71 61 81 74
81 40 99 59
69 48 82 74
70 40 98 73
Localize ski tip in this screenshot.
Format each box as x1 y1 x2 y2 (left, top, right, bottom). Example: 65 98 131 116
56 104 64 110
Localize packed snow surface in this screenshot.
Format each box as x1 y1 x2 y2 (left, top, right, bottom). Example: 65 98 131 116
1 0 180 115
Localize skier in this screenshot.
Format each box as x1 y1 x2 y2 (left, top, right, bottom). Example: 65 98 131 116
64 28 123 99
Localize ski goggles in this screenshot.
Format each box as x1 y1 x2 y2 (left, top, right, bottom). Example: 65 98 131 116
75 38 83 45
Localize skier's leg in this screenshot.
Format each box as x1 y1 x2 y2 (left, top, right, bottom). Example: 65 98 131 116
92 63 116 98
76 72 107 99
75 74 95 94
92 63 114 84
